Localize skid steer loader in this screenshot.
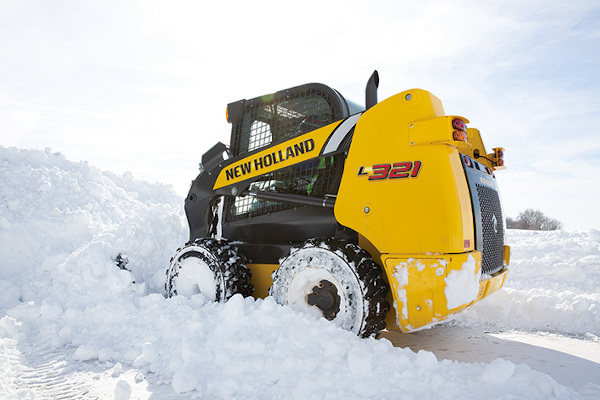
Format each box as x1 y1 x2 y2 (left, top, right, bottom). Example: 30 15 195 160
166 71 510 338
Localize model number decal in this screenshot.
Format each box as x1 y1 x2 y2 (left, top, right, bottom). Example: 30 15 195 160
358 161 422 180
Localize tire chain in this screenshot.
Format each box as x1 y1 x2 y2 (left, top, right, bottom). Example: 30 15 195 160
287 237 390 338
166 238 253 301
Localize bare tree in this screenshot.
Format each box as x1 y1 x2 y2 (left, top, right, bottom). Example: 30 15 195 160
517 209 546 230
540 217 563 231
507 209 563 231
506 216 517 229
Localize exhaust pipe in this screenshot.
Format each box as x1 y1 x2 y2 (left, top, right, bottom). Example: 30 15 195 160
365 70 379 110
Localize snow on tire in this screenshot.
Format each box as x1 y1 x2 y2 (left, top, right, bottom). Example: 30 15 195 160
269 238 390 338
166 238 253 301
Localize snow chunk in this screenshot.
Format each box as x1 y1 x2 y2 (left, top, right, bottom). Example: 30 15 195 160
393 262 410 324
6 301 40 322
98 347 114 362
141 341 158 363
0 316 22 337
414 349 438 369
111 363 123 378
133 342 158 367
222 293 246 321
73 344 99 361
114 380 132 400
40 297 63 319
480 358 515 384
172 368 199 394
445 254 480 309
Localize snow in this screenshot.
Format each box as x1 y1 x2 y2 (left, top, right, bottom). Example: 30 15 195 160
1 145 599 399
445 254 480 310
392 260 410 323
270 242 378 336
172 256 218 300
114 380 132 400
285 266 342 320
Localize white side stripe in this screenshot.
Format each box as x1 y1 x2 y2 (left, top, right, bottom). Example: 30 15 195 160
321 113 362 155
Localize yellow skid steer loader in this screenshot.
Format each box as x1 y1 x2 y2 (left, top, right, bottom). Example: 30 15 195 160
166 71 510 338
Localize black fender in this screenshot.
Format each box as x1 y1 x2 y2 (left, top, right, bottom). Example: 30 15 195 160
185 142 228 240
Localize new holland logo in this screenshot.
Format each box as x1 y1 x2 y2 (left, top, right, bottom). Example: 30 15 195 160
225 138 315 181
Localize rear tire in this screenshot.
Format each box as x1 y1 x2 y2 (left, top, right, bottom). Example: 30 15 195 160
166 238 253 301
269 238 389 338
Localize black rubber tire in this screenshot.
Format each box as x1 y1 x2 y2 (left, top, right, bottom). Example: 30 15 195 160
166 238 253 301
269 238 389 338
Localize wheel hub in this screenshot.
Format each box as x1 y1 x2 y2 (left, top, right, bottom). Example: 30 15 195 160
307 279 340 320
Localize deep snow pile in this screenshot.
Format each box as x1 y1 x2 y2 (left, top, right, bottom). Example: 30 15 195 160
0 147 185 299
453 229 600 337
1 146 599 399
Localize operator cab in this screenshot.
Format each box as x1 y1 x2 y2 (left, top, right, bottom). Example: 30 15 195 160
221 83 364 262
226 83 364 157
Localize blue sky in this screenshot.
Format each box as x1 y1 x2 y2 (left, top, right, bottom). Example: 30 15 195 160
1 0 599 230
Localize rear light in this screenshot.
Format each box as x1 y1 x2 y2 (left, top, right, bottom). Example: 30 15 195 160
452 118 467 142
494 147 505 167
453 130 467 142
463 155 472 167
452 118 466 131
489 147 506 169
497 150 505 166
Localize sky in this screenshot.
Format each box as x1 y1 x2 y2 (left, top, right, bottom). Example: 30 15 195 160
1 0 599 230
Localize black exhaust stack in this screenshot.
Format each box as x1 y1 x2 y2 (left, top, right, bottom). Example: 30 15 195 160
365 70 379 110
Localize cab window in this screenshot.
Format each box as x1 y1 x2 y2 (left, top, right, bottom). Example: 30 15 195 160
231 87 341 156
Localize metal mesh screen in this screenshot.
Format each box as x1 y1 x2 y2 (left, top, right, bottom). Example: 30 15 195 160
224 154 344 222
232 89 338 156
475 184 505 275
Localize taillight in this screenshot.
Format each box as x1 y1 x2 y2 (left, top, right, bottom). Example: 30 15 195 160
452 118 467 142
453 130 467 142
452 118 466 131
494 147 505 167
463 155 472 167
490 147 506 169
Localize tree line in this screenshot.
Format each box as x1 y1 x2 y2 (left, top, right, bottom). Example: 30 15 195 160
506 209 563 231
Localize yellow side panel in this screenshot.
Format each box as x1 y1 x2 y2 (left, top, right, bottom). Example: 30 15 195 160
382 252 485 332
335 89 474 255
247 263 279 299
383 257 450 331
213 121 342 190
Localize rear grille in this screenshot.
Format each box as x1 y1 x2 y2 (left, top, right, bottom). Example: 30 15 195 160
475 184 505 275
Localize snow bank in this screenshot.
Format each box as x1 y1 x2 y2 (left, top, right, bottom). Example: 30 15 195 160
0 146 598 399
453 229 600 337
0 146 186 300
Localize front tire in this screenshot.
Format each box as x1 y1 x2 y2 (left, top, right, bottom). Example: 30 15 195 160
166 238 253 301
269 238 389 338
